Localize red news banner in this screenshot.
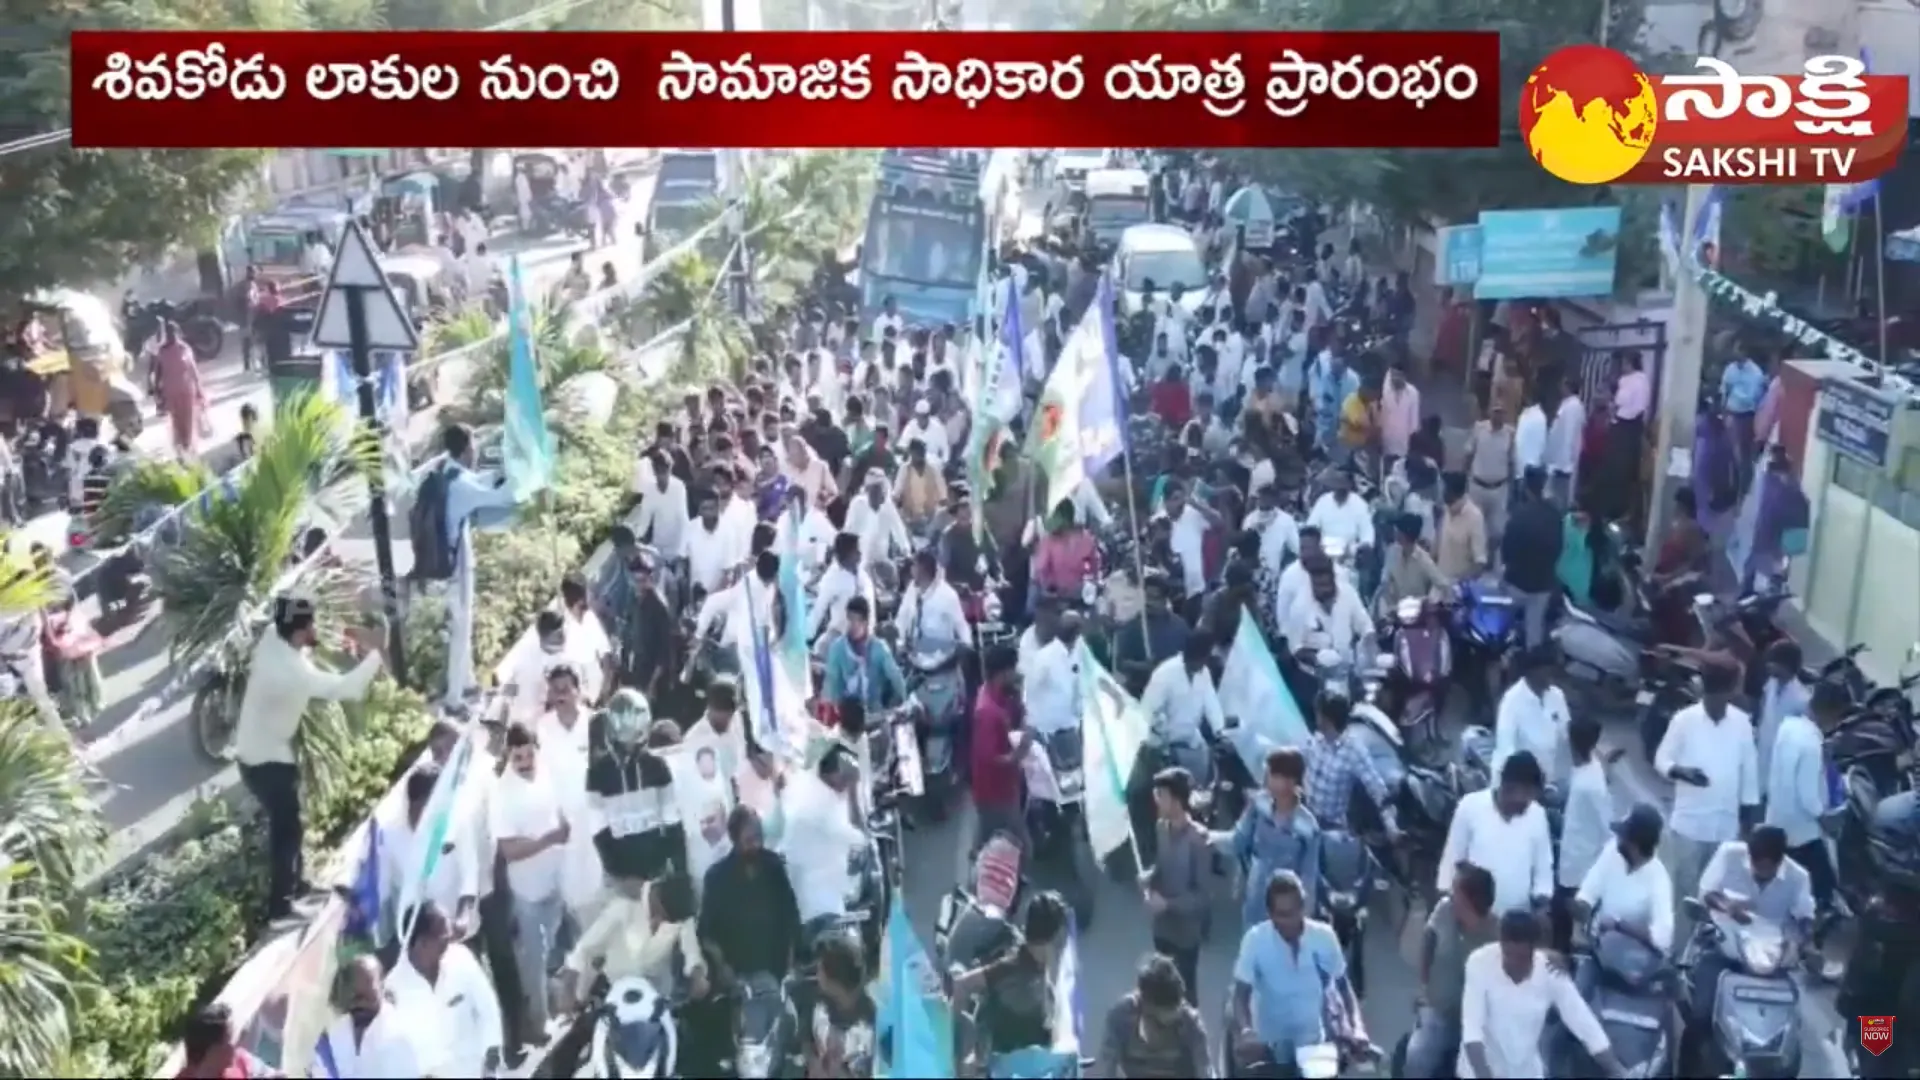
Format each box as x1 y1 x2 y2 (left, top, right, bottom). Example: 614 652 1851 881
69 30 1502 150
1644 56 1909 183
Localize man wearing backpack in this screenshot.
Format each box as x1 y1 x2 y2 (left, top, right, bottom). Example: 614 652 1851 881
413 424 529 707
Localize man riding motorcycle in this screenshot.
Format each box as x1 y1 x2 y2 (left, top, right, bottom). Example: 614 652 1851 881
1111 570 1190 697
822 595 908 723
810 533 876 656
950 890 1072 1068
700 804 803 985
1229 871 1370 1073
549 872 708 1077
1404 862 1499 1078
585 688 685 883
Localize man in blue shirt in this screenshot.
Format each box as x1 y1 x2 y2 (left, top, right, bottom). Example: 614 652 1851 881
439 423 528 707
1230 870 1367 1072
822 595 907 718
1718 353 1769 470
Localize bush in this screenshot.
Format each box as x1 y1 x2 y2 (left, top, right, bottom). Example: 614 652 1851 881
70 371 682 1078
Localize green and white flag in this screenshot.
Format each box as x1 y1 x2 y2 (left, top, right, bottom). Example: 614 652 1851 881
1024 274 1122 518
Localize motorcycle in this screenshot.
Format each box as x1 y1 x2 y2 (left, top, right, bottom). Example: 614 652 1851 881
904 637 967 820
1635 651 1705 764
1552 926 1678 1078
1457 724 1496 793
1827 652 1920 925
1027 727 1100 928
719 972 798 1079
579 975 680 1080
121 294 224 362
190 646 248 763
1379 596 1451 760
1318 830 1373 999
1449 577 1523 712
1678 899 1803 1078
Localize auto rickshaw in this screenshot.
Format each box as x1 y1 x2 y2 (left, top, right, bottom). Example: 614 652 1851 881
375 171 446 248
21 289 146 438
513 152 592 240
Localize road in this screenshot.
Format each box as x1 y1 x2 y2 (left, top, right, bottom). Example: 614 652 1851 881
75 166 662 874
890 730 1853 1078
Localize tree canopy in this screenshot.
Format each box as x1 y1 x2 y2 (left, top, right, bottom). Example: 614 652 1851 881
0 0 692 301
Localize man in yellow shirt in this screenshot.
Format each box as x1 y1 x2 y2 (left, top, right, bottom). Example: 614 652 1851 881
1339 383 1379 451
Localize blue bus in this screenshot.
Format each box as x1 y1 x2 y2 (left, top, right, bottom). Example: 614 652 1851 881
859 148 1018 329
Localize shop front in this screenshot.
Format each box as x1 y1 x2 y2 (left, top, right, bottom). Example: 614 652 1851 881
1788 361 1920 686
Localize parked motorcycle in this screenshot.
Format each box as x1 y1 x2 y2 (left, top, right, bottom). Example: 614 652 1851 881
1827 649 1920 925
1635 650 1705 764
1678 900 1803 1078
1027 727 1100 928
121 295 224 362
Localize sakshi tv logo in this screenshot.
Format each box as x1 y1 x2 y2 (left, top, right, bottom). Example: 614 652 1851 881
1520 43 1910 185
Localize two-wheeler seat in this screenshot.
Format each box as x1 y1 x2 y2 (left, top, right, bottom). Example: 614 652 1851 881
1565 601 1650 641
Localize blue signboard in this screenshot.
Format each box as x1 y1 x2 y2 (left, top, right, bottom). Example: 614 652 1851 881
1816 378 1900 468
1436 225 1482 287
1474 207 1622 300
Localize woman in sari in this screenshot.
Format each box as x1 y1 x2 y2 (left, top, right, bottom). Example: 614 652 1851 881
1743 446 1811 594
1691 404 1741 547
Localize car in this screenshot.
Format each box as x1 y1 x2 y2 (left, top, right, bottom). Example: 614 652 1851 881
1115 223 1208 319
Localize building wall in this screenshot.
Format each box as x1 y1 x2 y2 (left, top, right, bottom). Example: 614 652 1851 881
1790 394 1920 688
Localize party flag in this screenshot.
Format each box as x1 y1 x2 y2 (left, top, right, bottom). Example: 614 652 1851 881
502 256 556 501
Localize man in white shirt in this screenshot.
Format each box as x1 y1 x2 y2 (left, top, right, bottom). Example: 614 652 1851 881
1139 639 1225 780
387 900 505 1078
461 240 493 304
1571 802 1676 954
1301 268 1333 329
680 493 734 598
897 550 968 647
1544 377 1586 507
1279 557 1374 667
491 721 571 1041
1272 526 1351 626
777 745 868 922
382 764 480 942
1688 826 1818 1031
302 231 334 276
1513 396 1549 479
1023 611 1086 737
233 600 384 919
844 473 911 571
1458 911 1619 1079
1652 665 1759 933
318 955 436 1078
1305 472 1375 553
902 399 951 469
1766 680 1844 925
773 486 837 572
504 610 600 723
807 533 875 652
632 451 690 558
1016 610 1053 685
713 466 758 569
1244 484 1301 579
693 551 779 645
1493 647 1572 789
1437 751 1556 915
1163 481 1222 600
871 296 905 345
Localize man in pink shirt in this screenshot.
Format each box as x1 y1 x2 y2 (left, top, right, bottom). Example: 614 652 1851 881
1031 500 1100 602
1378 363 1421 459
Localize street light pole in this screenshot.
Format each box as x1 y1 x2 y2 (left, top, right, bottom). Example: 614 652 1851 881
1646 183 1711 548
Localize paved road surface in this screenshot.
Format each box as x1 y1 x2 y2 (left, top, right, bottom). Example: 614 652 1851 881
890 748 1853 1078
76 170 660 874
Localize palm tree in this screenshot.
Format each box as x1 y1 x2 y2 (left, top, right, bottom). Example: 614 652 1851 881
92 458 215 546
0 560 104 1078
151 392 381 793
455 299 615 429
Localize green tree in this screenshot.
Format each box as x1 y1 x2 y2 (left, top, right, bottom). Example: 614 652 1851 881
0 0 382 299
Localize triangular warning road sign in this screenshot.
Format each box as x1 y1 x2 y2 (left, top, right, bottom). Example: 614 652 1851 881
311 221 420 352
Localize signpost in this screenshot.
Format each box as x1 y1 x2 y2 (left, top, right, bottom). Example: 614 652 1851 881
311 220 418 684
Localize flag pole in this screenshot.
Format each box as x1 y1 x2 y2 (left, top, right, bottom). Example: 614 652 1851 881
1875 192 1889 366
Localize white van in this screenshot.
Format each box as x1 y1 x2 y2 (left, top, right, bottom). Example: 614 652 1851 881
1115 223 1208 318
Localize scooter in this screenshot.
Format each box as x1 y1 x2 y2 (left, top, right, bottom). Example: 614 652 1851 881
904 636 967 821
1553 925 1679 1078
1381 596 1451 760
579 975 680 1080
719 972 797 1080
1636 650 1704 764
1027 727 1100 929
1678 899 1803 1079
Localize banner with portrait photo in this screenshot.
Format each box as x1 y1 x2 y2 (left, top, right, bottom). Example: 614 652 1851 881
660 743 737 892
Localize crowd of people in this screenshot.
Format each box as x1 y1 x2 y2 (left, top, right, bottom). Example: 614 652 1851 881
169 149 1920 1080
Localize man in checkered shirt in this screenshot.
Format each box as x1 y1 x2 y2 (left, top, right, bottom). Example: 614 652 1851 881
1301 691 1400 839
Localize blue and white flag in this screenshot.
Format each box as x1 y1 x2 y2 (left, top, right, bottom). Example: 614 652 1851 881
1028 281 1124 515
397 733 473 943
503 256 557 501
1823 49 1882 253
1051 913 1085 1055
878 894 955 1078
1218 605 1313 780
343 817 383 941
737 578 810 761
313 1030 342 1080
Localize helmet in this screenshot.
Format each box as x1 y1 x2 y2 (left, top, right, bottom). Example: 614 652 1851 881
1867 789 1920 892
602 687 652 745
